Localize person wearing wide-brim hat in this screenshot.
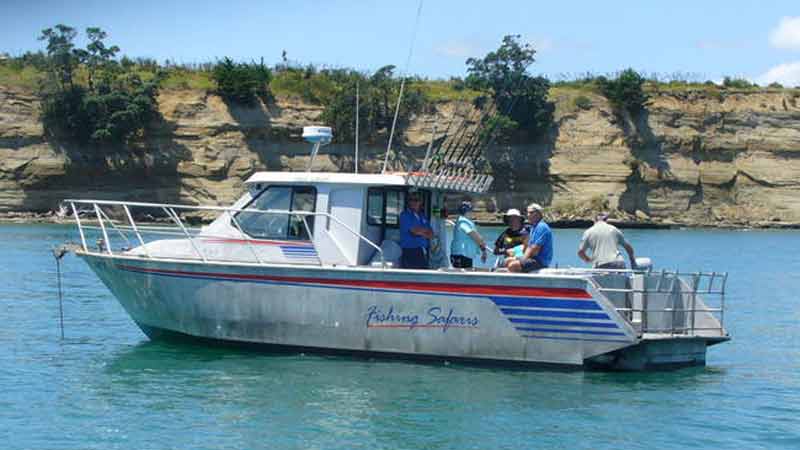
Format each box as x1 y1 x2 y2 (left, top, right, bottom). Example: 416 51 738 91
449 200 488 269
493 208 529 257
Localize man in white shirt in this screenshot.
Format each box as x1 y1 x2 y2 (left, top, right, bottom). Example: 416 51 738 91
578 213 636 269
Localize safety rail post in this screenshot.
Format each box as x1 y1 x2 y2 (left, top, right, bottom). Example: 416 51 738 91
163 207 207 263
642 275 649 334
70 202 88 251
94 203 113 255
228 211 264 265
298 214 320 266
97 207 132 249
123 204 150 258
720 273 728 334
689 272 700 335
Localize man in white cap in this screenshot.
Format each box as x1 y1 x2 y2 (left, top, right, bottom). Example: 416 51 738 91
507 203 553 272
578 212 636 270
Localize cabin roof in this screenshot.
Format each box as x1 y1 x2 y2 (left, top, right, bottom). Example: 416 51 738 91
244 171 493 194
245 172 408 187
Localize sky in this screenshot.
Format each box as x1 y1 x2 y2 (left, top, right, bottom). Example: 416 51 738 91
2 0 800 86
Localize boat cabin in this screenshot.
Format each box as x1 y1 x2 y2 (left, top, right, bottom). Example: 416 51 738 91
200 170 492 268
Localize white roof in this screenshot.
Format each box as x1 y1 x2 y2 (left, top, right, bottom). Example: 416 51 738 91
244 171 494 194
245 172 408 187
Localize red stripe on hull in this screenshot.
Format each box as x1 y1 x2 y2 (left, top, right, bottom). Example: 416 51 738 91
117 265 592 299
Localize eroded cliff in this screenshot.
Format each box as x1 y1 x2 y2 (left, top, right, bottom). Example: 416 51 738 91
1 85 799 227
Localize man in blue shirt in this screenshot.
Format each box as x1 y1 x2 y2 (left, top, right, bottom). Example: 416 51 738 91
508 203 553 272
399 192 433 269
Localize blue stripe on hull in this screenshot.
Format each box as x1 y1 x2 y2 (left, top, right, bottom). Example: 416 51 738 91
509 318 619 328
490 296 602 310
499 308 610 320
515 327 626 336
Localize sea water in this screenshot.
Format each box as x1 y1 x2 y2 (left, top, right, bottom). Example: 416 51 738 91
0 224 798 449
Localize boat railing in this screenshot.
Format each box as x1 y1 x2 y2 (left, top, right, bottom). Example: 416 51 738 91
593 270 727 338
62 199 385 268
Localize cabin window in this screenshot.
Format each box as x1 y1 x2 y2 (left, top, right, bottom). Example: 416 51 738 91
385 190 403 226
236 185 316 240
366 188 432 228
366 189 384 225
367 188 406 227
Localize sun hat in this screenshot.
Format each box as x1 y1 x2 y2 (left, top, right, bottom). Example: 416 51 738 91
504 208 523 218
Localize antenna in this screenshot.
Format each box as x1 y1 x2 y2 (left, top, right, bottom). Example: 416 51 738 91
303 126 332 172
354 80 359 174
381 0 424 174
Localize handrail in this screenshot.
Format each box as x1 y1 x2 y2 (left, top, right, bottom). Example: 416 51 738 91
593 270 726 337
64 199 385 268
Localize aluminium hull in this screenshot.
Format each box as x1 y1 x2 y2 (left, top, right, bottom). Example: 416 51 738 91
80 253 713 369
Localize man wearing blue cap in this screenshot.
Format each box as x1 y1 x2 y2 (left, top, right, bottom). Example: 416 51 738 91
449 200 488 269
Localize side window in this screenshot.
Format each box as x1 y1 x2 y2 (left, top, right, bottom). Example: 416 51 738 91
237 186 316 240
385 190 404 226
288 187 315 240
367 189 384 225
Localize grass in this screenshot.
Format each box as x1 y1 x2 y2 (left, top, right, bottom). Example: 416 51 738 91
3 58 797 101
415 79 480 102
0 62 44 89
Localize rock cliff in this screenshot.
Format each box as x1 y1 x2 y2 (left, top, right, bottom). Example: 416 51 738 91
1 84 799 227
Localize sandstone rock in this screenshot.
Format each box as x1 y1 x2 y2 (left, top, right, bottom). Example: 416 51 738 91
2 85 800 227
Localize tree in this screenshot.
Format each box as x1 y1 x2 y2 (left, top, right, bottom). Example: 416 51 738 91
38 24 79 89
38 25 162 146
319 66 426 143
464 35 553 139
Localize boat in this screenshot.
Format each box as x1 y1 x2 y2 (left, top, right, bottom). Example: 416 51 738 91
62 126 729 371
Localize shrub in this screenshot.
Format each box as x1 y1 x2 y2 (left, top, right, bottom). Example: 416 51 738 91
211 57 271 104
598 68 648 115
573 95 592 110
722 76 755 89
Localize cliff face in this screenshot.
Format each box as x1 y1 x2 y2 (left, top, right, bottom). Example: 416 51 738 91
1 85 799 227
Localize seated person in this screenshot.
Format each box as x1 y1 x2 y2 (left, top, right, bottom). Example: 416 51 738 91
399 192 433 269
493 208 529 256
507 203 553 273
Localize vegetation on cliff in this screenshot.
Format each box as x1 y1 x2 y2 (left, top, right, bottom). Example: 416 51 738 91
37 25 162 145
2 24 798 154
465 34 554 140
211 57 271 105
317 65 426 143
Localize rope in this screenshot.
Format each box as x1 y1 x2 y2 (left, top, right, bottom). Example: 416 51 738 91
53 245 68 339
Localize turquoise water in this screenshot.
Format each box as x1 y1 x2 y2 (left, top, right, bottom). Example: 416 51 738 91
1 224 799 449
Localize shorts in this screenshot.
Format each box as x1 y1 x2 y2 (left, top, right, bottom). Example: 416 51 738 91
518 257 545 273
596 260 626 270
450 254 473 269
401 247 429 269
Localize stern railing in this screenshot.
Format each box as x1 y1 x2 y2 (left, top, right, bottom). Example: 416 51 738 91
592 269 727 338
63 199 385 268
